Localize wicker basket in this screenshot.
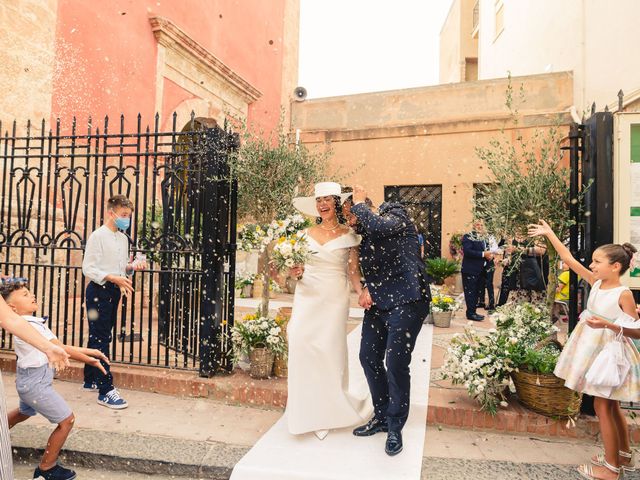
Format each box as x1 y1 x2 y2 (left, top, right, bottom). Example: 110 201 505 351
511 369 582 417
249 347 275 379
432 311 453 328
273 354 288 378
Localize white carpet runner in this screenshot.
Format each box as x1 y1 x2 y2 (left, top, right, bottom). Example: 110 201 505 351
230 321 433 480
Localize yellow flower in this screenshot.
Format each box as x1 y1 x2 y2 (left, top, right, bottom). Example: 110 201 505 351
278 236 286 244
290 239 296 245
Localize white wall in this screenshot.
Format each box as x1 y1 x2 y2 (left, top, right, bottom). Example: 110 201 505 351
476 0 640 112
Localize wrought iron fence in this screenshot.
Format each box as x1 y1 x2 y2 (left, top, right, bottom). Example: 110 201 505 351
0 113 237 376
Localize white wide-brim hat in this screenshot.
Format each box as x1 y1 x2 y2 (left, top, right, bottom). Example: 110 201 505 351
292 182 352 217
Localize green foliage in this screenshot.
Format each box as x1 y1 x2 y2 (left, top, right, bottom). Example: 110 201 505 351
229 118 329 226
228 116 329 314
425 257 460 285
521 342 561 374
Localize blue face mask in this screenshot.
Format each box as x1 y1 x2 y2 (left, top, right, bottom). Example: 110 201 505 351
114 217 131 231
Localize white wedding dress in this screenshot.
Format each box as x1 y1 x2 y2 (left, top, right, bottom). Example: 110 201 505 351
286 230 373 434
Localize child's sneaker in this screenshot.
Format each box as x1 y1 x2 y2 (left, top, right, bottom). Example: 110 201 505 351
97 388 128 409
34 463 77 480
82 381 97 391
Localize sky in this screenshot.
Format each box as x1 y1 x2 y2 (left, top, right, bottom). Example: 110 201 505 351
298 0 455 99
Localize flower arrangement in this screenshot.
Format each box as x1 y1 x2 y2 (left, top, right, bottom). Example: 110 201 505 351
271 230 313 271
442 302 558 414
238 214 312 253
234 273 255 291
231 312 287 361
431 293 458 313
238 224 266 252
444 328 515 415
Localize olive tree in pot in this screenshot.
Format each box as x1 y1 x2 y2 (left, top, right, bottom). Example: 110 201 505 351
473 77 589 310
229 118 329 315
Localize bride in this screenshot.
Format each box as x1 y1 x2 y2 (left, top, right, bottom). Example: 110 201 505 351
287 182 372 440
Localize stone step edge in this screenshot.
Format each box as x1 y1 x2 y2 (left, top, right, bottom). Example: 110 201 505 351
14 446 233 479
426 403 640 443
0 354 287 409
11 424 250 479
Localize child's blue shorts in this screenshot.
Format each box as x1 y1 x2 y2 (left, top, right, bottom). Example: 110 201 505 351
16 365 72 424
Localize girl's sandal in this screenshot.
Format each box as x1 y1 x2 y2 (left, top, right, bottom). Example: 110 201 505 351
591 450 636 473
577 460 622 480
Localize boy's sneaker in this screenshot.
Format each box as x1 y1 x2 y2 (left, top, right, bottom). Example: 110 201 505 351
82 381 97 391
34 463 77 480
97 388 128 409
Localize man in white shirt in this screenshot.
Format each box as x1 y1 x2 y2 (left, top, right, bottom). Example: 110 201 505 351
82 195 145 409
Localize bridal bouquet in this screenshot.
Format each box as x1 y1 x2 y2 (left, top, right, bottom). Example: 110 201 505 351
238 214 312 253
271 230 313 271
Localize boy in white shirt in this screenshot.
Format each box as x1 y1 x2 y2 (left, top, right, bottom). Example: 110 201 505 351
2 278 108 480
82 195 145 409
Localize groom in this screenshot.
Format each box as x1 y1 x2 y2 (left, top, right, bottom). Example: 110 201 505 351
344 185 431 456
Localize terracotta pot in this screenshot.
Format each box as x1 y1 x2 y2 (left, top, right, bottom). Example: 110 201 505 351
249 347 274 379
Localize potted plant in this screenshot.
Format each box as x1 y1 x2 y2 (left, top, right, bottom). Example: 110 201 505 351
230 117 328 316
231 312 287 379
273 306 293 378
234 273 255 298
430 293 458 328
442 302 560 415
425 257 460 286
510 341 581 418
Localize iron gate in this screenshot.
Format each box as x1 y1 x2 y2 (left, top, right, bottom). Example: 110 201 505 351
384 185 442 259
0 113 237 376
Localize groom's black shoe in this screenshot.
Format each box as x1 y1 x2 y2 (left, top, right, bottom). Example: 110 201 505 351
385 430 403 456
353 417 388 437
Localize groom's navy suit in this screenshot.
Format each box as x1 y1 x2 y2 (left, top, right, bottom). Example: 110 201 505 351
352 201 431 433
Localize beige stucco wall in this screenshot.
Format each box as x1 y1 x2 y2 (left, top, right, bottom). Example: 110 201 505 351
280 0 300 130
439 0 478 84
476 0 640 113
439 0 462 84
0 0 57 129
291 72 573 257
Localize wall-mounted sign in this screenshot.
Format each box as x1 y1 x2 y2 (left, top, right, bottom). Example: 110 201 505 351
614 113 640 288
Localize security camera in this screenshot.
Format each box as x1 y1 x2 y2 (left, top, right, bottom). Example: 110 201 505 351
293 86 307 101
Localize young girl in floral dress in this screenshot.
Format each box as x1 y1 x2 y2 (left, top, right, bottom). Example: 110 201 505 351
529 220 640 480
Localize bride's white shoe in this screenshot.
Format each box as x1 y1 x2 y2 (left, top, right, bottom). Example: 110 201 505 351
314 430 329 440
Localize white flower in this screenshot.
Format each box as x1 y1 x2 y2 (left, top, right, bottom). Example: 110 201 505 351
284 258 295 267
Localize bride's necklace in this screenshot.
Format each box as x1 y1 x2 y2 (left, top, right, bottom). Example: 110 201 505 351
319 221 339 231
